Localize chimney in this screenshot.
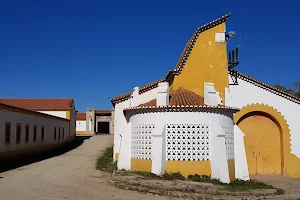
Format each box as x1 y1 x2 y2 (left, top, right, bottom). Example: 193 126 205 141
204 82 223 106
131 87 139 107
156 82 169 106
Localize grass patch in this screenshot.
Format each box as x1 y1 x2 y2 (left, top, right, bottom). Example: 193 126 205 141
129 171 162 179
125 171 185 181
225 179 274 191
96 146 117 173
162 172 185 180
187 174 274 191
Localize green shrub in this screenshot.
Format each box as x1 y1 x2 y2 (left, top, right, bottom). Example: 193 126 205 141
187 174 220 184
131 171 161 179
187 174 275 191
162 172 185 180
96 146 117 173
228 179 274 191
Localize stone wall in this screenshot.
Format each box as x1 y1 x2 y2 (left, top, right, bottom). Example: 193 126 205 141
86 108 95 135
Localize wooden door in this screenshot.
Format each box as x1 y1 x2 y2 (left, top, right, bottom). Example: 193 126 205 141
238 113 282 175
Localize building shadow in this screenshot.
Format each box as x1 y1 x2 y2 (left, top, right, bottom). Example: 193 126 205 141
0 136 92 173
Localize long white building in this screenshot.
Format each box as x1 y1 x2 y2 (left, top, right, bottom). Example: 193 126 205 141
0 98 76 159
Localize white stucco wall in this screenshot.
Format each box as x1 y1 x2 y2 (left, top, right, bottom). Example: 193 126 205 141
0 109 70 154
39 105 76 137
234 125 250 180
227 76 300 157
117 122 131 170
128 110 234 125
113 87 159 160
39 111 67 119
118 109 237 183
76 120 86 131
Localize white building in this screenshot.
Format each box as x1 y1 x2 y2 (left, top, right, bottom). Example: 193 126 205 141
110 13 300 181
75 109 113 135
0 98 76 159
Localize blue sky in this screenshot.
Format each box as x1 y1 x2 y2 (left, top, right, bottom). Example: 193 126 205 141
0 0 299 112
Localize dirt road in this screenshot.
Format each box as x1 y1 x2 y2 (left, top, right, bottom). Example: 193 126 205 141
0 135 174 200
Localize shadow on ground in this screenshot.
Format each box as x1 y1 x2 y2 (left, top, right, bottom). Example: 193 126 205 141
0 136 92 173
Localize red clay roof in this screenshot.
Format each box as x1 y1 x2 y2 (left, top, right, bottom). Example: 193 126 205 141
139 87 205 107
229 69 300 104
95 110 111 114
76 112 86 120
0 98 74 111
110 78 165 104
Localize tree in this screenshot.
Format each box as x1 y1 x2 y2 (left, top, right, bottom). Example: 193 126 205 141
274 81 300 98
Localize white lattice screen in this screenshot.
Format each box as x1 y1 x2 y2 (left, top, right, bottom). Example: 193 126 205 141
131 124 155 160
166 123 210 161
222 125 234 160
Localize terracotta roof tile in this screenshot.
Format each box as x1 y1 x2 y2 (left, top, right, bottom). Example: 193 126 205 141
110 78 165 104
229 69 300 103
139 87 205 107
0 98 73 111
95 110 111 114
76 112 86 120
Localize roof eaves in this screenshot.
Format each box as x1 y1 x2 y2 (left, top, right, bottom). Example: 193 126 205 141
110 14 232 105
229 69 300 104
110 78 166 104
0 103 70 121
173 13 231 75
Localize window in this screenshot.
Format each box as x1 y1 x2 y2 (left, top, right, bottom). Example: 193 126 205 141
16 123 21 144
58 127 61 140
25 124 29 143
33 125 37 143
5 122 11 144
41 126 44 142
54 127 56 140
62 128 64 139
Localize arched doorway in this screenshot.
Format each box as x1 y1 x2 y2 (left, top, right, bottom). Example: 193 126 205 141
237 111 282 175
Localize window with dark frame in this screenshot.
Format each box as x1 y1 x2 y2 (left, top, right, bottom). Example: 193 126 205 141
58 127 61 140
62 128 64 139
41 125 44 142
54 127 56 140
5 122 11 144
33 125 37 142
25 124 29 143
16 123 21 144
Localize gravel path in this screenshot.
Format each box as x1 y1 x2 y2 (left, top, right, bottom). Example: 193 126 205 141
0 135 174 200
253 175 300 199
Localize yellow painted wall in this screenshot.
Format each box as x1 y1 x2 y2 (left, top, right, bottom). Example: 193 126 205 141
227 160 235 181
234 104 300 179
166 160 211 177
171 23 228 103
131 159 152 172
66 111 70 120
115 153 119 161
76 131 86 135
239 114 282 175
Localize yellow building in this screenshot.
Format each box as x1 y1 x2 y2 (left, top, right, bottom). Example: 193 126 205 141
111 13 300 179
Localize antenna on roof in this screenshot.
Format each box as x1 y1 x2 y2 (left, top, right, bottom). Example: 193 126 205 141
228 46 239 70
